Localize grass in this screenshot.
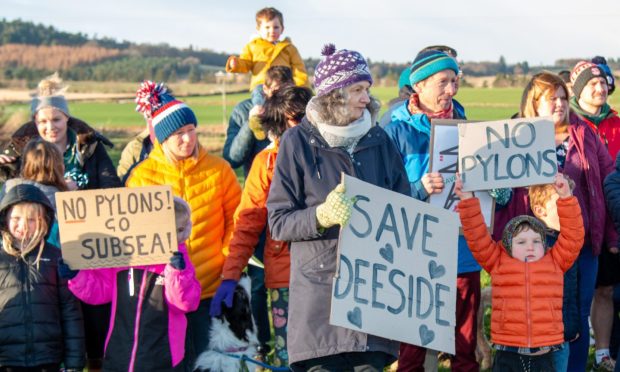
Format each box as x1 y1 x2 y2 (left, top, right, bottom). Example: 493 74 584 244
0 85 608 370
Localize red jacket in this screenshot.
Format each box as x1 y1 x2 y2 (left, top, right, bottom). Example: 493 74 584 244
571 109 620 160
459 196 584 348
222 141 290 288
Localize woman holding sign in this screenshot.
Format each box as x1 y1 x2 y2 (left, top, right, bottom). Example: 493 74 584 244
510 71 616 371
126 82 241 366
266 44 410 371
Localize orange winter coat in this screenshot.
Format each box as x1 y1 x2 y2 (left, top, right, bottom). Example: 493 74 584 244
226 37 308 90
221 141 290 288
126 145 241 299
459 196 584 348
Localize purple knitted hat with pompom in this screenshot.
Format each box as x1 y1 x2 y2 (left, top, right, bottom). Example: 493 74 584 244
313 44 373 97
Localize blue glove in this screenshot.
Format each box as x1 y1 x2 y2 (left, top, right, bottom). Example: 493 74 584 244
169 252 185 270
58 258 79 279
209 279 238 317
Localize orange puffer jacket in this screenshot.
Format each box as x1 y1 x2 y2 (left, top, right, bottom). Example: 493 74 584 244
459 196 584 348
126 145 241 299
222 141 290 288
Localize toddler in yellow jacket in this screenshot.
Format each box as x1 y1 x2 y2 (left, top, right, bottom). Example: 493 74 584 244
226 7 308 91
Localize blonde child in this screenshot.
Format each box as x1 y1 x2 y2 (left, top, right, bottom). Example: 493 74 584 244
529 179 579 372
226 7 308 91
455 174 584 371
61 197 200 371
0 184 84 371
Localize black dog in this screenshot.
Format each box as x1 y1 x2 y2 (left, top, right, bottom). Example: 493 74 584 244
195 275 258 371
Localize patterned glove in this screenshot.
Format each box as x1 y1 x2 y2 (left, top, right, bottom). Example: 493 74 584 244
209 279 238 317
248 113 266 140
169 252 185 271
316 183 356 229
58 258 79 279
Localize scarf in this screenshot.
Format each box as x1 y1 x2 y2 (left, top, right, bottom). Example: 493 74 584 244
63 129 89 189
569 96 611 125
315 109 372 154
407 93 454 119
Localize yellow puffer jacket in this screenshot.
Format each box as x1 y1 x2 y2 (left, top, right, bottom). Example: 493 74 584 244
126 145 241 299
226 37 308 90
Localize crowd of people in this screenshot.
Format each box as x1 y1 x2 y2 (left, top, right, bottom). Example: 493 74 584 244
0 5 618 372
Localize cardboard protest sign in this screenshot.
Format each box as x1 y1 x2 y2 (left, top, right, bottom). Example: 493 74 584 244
429 120 495 230
330 174 459 354
458 117 557 191
56 186 178 269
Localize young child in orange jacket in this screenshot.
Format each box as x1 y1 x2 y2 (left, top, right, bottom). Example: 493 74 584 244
210 85 313 367
455 173 584 371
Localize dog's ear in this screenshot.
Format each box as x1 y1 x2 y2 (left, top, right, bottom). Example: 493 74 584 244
222 283 255 342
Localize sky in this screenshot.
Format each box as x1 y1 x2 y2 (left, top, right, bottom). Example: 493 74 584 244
4 0 620 66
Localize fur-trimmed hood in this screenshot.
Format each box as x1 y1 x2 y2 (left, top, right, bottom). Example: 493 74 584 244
4 117 113 159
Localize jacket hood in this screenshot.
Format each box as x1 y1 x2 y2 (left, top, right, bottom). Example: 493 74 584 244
0 184 55 233
389 98 466 136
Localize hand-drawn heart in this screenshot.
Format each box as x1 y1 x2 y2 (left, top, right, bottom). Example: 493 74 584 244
379 243 394 264
419 325 435 346
428 260 446 280
347 306 362 329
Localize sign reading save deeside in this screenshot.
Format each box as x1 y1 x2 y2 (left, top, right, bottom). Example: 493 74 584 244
458 117 557 191
330 175 459 354
56 186 177 269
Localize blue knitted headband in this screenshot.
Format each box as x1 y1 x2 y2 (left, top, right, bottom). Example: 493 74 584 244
31 96 70 117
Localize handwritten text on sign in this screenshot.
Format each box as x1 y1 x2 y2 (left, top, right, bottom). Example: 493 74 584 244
56 186 178 269
458 117 557 191
429 120 495 230
330 175 459 354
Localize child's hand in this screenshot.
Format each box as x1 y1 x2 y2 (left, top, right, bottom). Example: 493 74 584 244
169 252 186 271
229 56 238 70
421 172 445 195
0 154 16 164
553 173 572 198
455 173 474 200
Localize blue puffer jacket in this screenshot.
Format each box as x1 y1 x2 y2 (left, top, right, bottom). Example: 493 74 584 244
604 152 620 247
222 98 270 177
384 100 481 274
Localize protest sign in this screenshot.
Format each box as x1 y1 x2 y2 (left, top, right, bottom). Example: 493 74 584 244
458 117 557 191
56 185 178 269
330 174 459 354
429 120 495 230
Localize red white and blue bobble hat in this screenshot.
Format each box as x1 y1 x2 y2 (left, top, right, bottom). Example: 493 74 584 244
135 81 197 143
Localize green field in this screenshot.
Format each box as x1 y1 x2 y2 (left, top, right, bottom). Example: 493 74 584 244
2 86 617 174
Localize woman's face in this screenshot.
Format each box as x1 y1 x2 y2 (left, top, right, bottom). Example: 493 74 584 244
35 108 68 146
8 204 38 242
344 81 371 121
164 124 197 160
536 86 568 125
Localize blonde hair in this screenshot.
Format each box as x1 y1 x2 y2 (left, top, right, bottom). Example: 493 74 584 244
2 202 49 266
529 176 576 217
520 71 569 124
20 139 68 191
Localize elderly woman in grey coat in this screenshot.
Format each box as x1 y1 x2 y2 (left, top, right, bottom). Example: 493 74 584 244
267 44 411 371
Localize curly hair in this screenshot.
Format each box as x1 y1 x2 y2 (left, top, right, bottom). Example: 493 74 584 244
310 87 381 127
259 86 313 138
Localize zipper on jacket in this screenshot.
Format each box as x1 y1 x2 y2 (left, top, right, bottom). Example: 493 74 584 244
525 259 532 347
21 258 35 364
127 270 149 372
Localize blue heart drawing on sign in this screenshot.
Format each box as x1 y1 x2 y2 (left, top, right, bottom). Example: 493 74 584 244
347 306 362 328
419 325 435 346
428 260 446 280
379 243 394 264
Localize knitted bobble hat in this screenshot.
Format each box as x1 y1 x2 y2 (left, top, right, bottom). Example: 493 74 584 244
592 56 615 95
501 215 548 256
313 44 373 97
135 81 197 144
409 50 459 87
570 61 606 99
